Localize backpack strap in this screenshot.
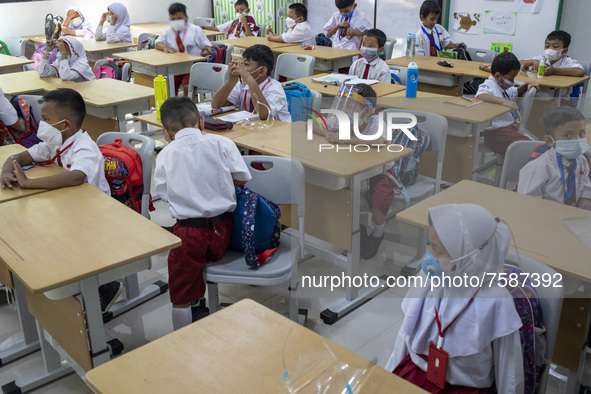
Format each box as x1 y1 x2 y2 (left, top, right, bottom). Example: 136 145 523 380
237 187 259 267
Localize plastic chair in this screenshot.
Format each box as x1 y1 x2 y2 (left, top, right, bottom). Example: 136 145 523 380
498 140 541 191
18 95 42 122
96 132 155 219
518 87 538 139
576 61 590 110
273 53 315 80
504 251 564 394
203 156 306 322
467 47 497 63
383 38 397 60
93 59 131 82
137 33 157 51
187 63 229 99
194 17 216 27
20 39 35 59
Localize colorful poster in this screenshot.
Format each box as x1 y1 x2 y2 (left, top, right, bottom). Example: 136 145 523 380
483 11 517 36
452 12 482 35
518 0 541 13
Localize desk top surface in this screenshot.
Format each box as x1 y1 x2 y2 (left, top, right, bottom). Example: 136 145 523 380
379 91 511 123
216 36 297 50
0 183 181 293
0 71 59 95
284 73 405 97
273 45 360 60
0 145 64 203
21 35 136 52
113 49 205 67
129 23 224 39
45 78 154 106
0 54 32 68
396 180 591 282
85 299 426 394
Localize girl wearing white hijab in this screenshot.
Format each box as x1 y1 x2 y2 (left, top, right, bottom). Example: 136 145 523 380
386 204 524 394
95 3 133 43
62 8 95 38
38 37 96 82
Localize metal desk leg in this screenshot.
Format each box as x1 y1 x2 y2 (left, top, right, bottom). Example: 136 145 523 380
471 123 481 181
167 67 176 98
80 277 111 369
0 278 39 367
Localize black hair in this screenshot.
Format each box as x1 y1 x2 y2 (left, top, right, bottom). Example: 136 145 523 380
242 44 274 77
160 97 200 133
289 3 307 21
352 83 377 108
168 3 187 16
420 0 441 18
41 88 86 127
335 0 355 10
235 0 249 8
364 28 387 48
542 106 585 136
546 30 571 49
490 51 520 76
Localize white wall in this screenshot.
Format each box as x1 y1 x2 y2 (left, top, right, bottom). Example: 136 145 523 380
559 0 591 65
0 0 213 55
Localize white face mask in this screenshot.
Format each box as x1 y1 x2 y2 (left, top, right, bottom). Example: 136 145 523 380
70 17 82 27
107 15 112 24
544 48 563 62
360 46 378 60
37 120 66 147
170 19 186 32
236 12 243 18
285 17 296 29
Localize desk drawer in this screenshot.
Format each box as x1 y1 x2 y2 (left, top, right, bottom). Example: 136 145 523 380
305 168 349 190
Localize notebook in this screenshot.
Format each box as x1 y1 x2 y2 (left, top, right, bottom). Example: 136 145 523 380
197 102 235 116
344 78 379 86
311 73 353 85
217 110 256 123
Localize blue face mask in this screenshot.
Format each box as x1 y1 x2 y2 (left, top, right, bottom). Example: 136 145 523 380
555 138 590 160
421 251 443 277
340 10 354 18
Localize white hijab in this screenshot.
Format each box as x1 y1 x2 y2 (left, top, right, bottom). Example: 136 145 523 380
51 36 96 81
106 3 132 43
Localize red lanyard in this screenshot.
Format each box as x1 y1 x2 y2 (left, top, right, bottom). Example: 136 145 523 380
434 289 480 342
38 131 84 167
175 28 188 53
244 79 271 112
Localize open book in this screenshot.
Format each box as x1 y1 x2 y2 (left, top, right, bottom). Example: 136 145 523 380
311 73 353 85
197 102 235 116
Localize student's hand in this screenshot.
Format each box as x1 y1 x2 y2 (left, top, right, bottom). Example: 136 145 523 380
110 13 118 25
266 27 274 36
45 39 56 52
100 12 108 25
201 46 212 57
239 14 248 25
346 28 361 38
544 65 556 76
338 21 350 29
457 42 466 49
163 46 178 54
1 167 17 189
55 40 67 56
11 160 29 189
325 131 340 144
527 82 540 91
503 99 519 112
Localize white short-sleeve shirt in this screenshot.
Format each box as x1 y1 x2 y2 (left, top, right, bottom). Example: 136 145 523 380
0 88 18 127
227 77 292 123
282 21 315 45
217 17 259 39
476 76 519 130
349 57 392 83
323 10 372 50
530 55 584 98
156 23 212 56
415 24 452 56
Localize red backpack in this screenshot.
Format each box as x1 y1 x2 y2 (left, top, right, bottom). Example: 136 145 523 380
99 139 145 213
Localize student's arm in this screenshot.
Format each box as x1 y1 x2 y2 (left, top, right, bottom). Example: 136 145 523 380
11 160 85 189
225 141 252 184
105 14 123 44
54 40 85 81
211 64 240 108
155 41 177 53
266 30 286 43
202 26 220 31
544 66 585 77
153 157 169 203
241 15 254 37
345 27 364 38
492 331 524 394
517 81 539 96
10 118 25 132
1 151 33 189
240 70 271 120
476 94 519 111
519 59 539 70
38 40 59 78
61 27 76 36
516 161 544 198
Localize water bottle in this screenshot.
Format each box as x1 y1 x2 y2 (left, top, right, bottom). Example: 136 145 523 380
406 33 416 59
154 75 168 120
537 58 546 79
406 62 418 98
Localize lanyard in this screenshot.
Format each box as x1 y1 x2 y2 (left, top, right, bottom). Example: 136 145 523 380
227 19 242 39
421 25 442 52
556 153 577 206
338 10 354 40
38 131 84 168
244 78 271 112
434 289 480 348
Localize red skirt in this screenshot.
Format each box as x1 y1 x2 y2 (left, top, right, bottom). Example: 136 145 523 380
393 355 496 394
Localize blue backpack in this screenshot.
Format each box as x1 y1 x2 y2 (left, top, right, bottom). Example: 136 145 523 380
229 186 281 268
207 43 229 64
283 82 313 122
315 33 332 47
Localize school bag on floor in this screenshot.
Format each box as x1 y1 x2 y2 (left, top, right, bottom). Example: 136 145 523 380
503 264 547 394
93 58 131 81
283 82 313 122
229 186 281 268
0 96 41 148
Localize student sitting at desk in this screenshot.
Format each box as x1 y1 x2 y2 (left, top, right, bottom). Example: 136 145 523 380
95 2 132 43
349 28 391 83
323 0 372 51
38 36 96 82
385 203 524 393
266 3 314 45
155 2 213 96
0 88 25 145
476 52 539 157
61 7 95 38
518 106 591 210
202 0 259 39
154 97 252 330
415 1 464 57
212 44 291 122
0 88 122 313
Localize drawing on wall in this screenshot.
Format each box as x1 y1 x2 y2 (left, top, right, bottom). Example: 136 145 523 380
518 0 541 13
452 12 482 35
483 11 517 35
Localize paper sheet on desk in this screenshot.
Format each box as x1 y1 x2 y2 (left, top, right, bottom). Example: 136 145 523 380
344 78 378 86
217 110 255 123
563 217 591 249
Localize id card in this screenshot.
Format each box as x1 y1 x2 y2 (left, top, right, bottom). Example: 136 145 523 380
426 342 448 390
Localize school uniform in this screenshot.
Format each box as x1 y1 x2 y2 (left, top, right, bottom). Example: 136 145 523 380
282 21 315 45
0 88 18 127
38 36 95 82
65 7 95 38
323 9 372 50
349 56 391 83
415 24 452 57
95 3 132 43
27 129 110 194
154 128 251 305
518 147 591 205
227 77 292 123
217 16 260 39
476 76 531 156
530 55 584 98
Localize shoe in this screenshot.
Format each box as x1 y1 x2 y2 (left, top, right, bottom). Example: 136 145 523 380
191 298 210 322
361 230 384 261
99 281 123 313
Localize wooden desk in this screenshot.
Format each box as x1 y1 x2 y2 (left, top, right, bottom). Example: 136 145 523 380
0 54 32 74
0 70 59 95
274 45 360 73
284 73 405 97
86 299 425 394
216 36 297 50
113 49 205 97
129 23 224 42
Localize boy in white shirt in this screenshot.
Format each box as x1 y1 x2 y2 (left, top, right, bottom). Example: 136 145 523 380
212 44 291 123
154 97 252 330
520 30 584 101
349 29 391 83
155 3 213 95
267 3 314 46
203 0 260 39
415 1 464 57
476 52 539 157
518 106 591 209
323 0 372 50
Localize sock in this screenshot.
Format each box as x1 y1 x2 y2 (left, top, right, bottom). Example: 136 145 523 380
371 223 385 238
171 306 192 330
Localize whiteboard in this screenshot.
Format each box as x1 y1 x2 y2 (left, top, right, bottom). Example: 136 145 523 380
447 0 561 60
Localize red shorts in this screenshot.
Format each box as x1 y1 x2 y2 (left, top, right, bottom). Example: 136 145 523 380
483 124 530 158
369 170 396 216
167 217 233 305
173 73 191 93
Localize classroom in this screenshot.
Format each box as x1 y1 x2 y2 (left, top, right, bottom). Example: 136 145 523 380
0 0 590 392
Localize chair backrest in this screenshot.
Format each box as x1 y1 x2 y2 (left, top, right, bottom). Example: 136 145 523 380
20 39 35 59
17 94 42 121
258 23 266 37
467 47 496 63
137 33 157 51
383 38 396 60
310 89 322 113
194 17 216 27
504 251 563 393
96 132 155 218
273 53 315 80
187 63 229 98
499 140 541 190
222 43 234 65
580 61 591 93
389 65 407 85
